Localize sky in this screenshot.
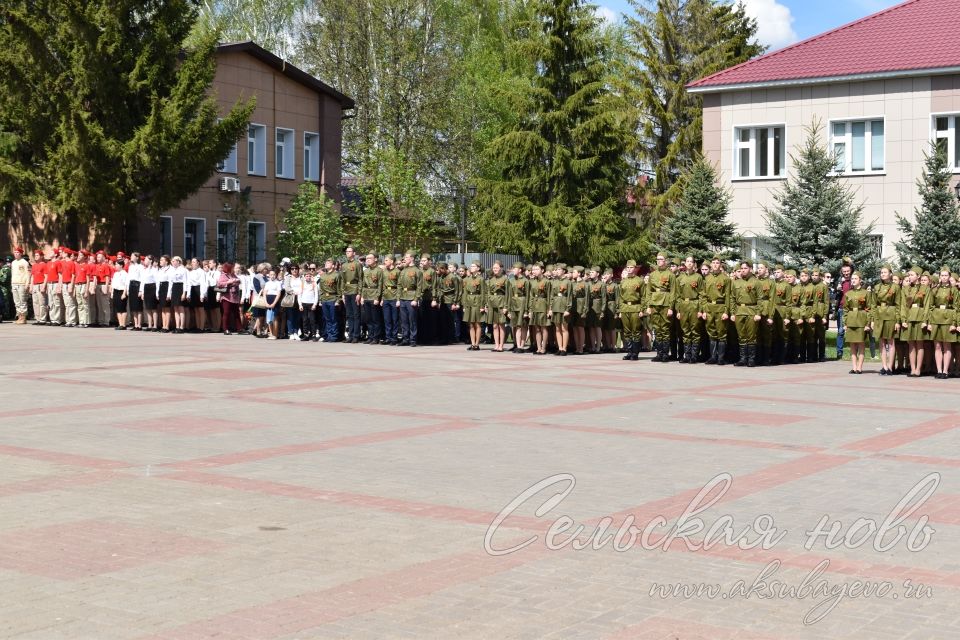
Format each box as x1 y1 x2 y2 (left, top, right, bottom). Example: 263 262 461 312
597 0 904 51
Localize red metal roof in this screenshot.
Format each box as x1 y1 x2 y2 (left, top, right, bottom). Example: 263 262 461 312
689 0 960 91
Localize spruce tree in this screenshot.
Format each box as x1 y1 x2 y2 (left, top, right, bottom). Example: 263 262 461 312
661 157 738 263
474 0 644 264
895 144 960 273
0 1 254 242
762 121 877 276
627 0 763 228
276 183 347 263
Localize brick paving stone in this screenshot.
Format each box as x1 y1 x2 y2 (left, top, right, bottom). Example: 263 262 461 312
0 325 958 639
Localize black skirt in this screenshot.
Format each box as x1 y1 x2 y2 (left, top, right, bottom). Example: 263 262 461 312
171 282 185 307
158 282 170 308
127 281 143 312
205 285 217 311
112 288 127 314
143 283 158 310
189 285 202 308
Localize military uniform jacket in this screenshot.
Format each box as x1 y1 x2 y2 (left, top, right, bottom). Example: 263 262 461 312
733 275 761 314
436 272 462 306
677 272 703 313
341 259 361 295
812 282 829 318
604 281 619 315
843 287 873 328
799 282 816 320
571 280 589 316
486 275 508 311
618 277 644 312
587 280 605 315
645 268 676 308
397 266 423 301
770 280 791 320
873 281 901 323
382 267 400 301
318 271 343 302
704 273 733 316
528 277 550 313
506 276 530 315
789 284 804 321
360 266 384 302
757 277 774 317
421 267 436 301
461 275 485 309
900 284 929 323
550 280 572 313
927 286 958 326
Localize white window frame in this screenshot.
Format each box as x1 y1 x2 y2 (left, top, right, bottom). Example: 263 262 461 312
275 127 295 179
931 112 960 173
303 131 320 181
247 123 266 176
247 221 267 265
830 117 885 175
159 215 173 257
868 234 884 260
732 123 786 181
216 219 237 263
183 217 206 261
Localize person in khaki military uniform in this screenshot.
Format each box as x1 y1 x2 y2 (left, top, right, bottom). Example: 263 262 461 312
926 266 958 379
811 268 830 362
668 256 684 361
506 262 529 353
646 253 677 363
731 261 762 367
527 263 551 354
796 268 816 363
418 254 438 345
873 264 901 376
617 260 644 361
843 271 873 374
340 247 362 343
549 265 573 356
601 268 619 353
461 260 486 351
569 266 589 354
676 255 703 363
585 267 605 354
396 252 423 347
703 256 732 365
900 267 927 377
433 261 462 345
768 265 790 365
359 253 384 344
753 261 773 366
380 255 400 345
484 261 509 352
783 270 803 364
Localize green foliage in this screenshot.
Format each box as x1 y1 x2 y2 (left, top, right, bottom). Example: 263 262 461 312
895 144 960 273
474 0 647 265
275 183 347 263
661 157 738 263
762 121 878 277
354 147 443 256
626 0 763 229
0 0 255 229
191 0 307 59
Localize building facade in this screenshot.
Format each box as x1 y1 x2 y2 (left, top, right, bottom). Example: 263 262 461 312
689 0 960 263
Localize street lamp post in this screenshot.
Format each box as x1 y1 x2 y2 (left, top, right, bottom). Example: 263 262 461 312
460 185 476 265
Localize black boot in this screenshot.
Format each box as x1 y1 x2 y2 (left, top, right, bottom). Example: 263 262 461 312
631 341 641 361
755 343 766 367
686 344 697 364
705 340 718 365
716 341 727 365
747 344 757 367
650 340 661 362
807 342 817 364
622 341 633 360
734 344 748 367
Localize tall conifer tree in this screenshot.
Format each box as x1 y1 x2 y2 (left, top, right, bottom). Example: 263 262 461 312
895 145 960 272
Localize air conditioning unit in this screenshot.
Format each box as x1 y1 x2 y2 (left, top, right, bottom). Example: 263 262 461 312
218 177 240 192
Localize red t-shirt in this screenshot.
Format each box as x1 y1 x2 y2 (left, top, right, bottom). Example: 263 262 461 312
74 263 87 283
95 263 113 283
31 262 47 284
60 260 76 283
44 260 60 282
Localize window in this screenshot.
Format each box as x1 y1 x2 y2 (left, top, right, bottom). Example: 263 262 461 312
276 127 294 179
247 222 266 265
159 216 172 256
733 125 785 179
217 220 237 262
868 234 884 260
184 218 206 260
741 236 780 262
217 143 238 174
831 119 884 173
933 114 960 169
247 124 266 176
304 132 320 181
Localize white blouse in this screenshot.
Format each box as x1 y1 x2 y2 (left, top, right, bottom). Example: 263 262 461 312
111 269 129 291
299 281 318 304
187 268 206 288
127 262 144 282
157 265 172 285
168 265 188 285
207 269 220 287
263 280 282 296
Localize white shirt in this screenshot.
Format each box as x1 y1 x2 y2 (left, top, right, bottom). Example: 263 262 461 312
299 280 318 304
157 265 172 285
140 265 158 285
264 280 282 296
207 269 220 287
239 274 253 302
127 262 144 282
168 265 188 285
111 269 129 291
187 268 206 288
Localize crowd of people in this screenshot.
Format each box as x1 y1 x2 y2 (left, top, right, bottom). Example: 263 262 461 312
4 245 960 378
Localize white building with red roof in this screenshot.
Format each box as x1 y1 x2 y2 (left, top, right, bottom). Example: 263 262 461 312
688 0 960 262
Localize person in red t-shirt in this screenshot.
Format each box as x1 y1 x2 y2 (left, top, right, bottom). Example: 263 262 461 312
74 252 91 327
60 248 79 326
94 251 113 327
29 250 49 324
45 253 63 325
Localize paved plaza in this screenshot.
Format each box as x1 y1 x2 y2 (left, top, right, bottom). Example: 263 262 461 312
0 326 958 639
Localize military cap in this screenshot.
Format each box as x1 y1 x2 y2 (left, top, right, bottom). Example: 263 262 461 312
655 251 667 259
573 265 585 274
774 263 784 271
421 252 431 260
922 271 931 277
740 260 753 268
785 269 796 277
513 262 524 270
799 267 809 275
603 267 614 275
852 271 863 278
940 265 952 273
757 260 768 268
812 267 821 276
952 272 959 280
711 255 724 262
625 259 637 268
471 260 482 268
671 257 681 266
910 266 923 275
589 265 601 273
556 264 567 272
448 262 458 269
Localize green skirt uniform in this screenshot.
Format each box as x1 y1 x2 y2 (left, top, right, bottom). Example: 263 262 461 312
462 294 484 323
929 324 956 343
485 277 508 324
